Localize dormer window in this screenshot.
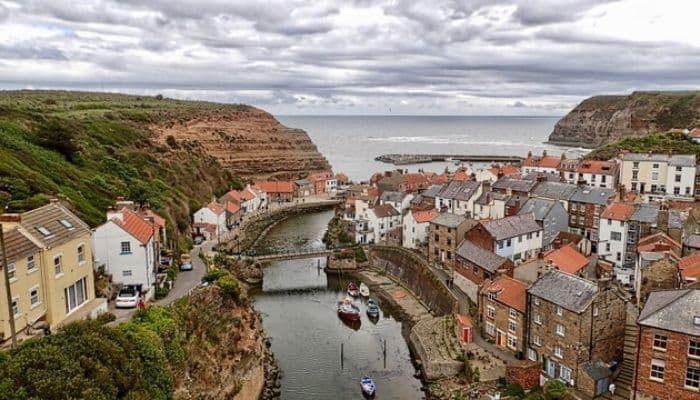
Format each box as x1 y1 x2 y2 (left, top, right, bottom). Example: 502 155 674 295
37 226 52 237
58 219 73 229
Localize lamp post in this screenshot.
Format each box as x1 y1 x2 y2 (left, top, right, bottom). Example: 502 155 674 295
0 224 17 348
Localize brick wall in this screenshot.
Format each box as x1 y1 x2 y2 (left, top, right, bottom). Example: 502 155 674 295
505 360 541 390
636 327 700 400
639 258 680 304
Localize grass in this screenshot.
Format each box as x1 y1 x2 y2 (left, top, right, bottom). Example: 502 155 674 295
585 131 700 161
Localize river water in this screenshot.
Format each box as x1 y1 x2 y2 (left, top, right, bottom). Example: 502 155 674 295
252 210 423 399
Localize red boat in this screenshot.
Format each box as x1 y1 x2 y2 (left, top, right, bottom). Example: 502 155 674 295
337 297 361 321
347 282 360 297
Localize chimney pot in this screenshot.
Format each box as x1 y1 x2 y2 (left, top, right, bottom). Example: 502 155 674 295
0 213 21 223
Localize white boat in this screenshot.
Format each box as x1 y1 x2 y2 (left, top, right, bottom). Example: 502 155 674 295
359 282 370 297
360 376 376 397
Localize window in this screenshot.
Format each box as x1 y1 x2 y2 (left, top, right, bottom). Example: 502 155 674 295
527 232 533 239
686 367 700 390
631 182 638 191
560 365 572 383
122 270 132 277
53 255 62 276
556 306 563 316
534 298 540 306
607 219 612 225
485 322 495 336
651 184 658 192
528 348 537 361
653 334 668 350
652 163 659 169
11 297 19 318
507 334 517 349
650 359 665 381
632 170 639 180
487 305 495 319
29 286 40 307
554 346 563 358
605 243 611 252
77 244 85 263
120 241 131 254
601 175 606 183
675 175 682 182
509 308 518 318
677 166 683 172
58 219 73 229
27 254 36 272
64 277 88 314
534 314 542 325
518 236 522 243
611 232 622 241
7 263 16 280
689 340 700 358
616 252 621 261
506 239 511 247
556 324 565 337
533 335 541 346
633 161 639 168
675 187 681 195
508 319 517 333
498 240 504 249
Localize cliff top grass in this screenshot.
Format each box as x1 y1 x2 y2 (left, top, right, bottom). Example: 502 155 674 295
585 131 700 161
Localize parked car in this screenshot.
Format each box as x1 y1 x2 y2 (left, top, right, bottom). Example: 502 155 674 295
115 286 140 308
180 253 193 271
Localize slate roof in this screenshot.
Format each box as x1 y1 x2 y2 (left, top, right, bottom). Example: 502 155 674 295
20 202 91 248
685 234 700 249
622 153 696 167
431 212 467 228
527 270 598 313
630 203 659 224
637 289 700 336
476 191 510 205
423 184 443 198
0 227 41 265
456 240 510 273
482 213 541 240
492 177 537 193
531 181 578 201
518 198 558 220
372 204 399 218
570 186 615 206
668 210 687 230
437 180 480 201
580 360 612 381
380 190 406 203
294 178 310 186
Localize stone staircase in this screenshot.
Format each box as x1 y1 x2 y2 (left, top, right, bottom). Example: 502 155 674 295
602 323 638 400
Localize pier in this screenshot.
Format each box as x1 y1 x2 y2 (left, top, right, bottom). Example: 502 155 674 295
374 153 524 165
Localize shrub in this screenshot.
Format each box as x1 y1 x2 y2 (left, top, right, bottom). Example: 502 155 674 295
543 379 568 400
202 269 228 284
155 286 170 300
504 383 525 399
216 275 243 303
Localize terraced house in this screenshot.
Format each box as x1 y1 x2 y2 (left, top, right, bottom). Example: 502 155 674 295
465 213 543 263
479 276 528 356
619 153 697 202
0 201 105 344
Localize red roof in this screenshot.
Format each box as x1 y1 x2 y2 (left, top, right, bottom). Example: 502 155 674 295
207 201 225 215
138 208 166 229
225 202 240 214
544 244 589 275
637 232 681 254
455 313 473 328
482 276 528 313
403 173 430 188
241 189 256 201
413 209 439 223
488 165 520 177
576 160 617 175
523 154 560 169
601 203 635 221
254 181 294 194
453 170 470 182
679 252 700 270
431 173 449 185
688 128 700 138
114 209 154 245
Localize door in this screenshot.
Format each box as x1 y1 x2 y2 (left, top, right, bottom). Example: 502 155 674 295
496 330 506 347
546 359 557 377
596 377 609 396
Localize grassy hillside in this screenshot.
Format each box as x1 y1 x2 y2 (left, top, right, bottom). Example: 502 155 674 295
584 131 700 161
0 90 244 244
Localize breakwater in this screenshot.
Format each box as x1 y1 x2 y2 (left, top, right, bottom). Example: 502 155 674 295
375 153 524 165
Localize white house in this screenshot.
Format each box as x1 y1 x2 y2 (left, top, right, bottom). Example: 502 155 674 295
325 178 338 193
598 202 636 285
561 160 618 189
522 151 561 175
474 165 521 183
193 201 227 238
355 204 401 244
402 209 438 249
475 213 543 263
435 180 482 216
380 190 414 213
472 191 508 220
92 208 157 299
618 153 696 202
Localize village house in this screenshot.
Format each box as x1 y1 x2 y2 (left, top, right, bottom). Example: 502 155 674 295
428 213 475 269
626 203 661 264
568 186 615 252
522 150 561 175
687 128 700 144
479 276 528 356
455 240 513 300
473 189 509 220
380 190 414 212
598 202 636 285
465 213 543 263
0 202 106 342
355 204 401 245
474 165 520 183
527 271 627 395
619 153 697 202
491 177 538 215
434 180 482 216
254 180 294 203
223 202 241 229
403 172 432 193
93 208 158 300
679 253 700 287
402 209 438 249
307 171 333 194
530 181 578 210
634 289 700 400
294 179 313 198
192 201 227 240
633 232 682 301
376 171 407 192
517 198 568 248
561 160 619 189
219 186 260 214
515 243 591 284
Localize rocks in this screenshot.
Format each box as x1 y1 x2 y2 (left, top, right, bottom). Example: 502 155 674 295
260 335 282 400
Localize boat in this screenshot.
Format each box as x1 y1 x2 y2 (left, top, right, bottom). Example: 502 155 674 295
360 376 376 397
347 282 360 297
359 282 370 297
337 297 361 321
366 299 380 319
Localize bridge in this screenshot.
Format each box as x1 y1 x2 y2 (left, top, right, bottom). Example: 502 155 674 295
229 249 334 262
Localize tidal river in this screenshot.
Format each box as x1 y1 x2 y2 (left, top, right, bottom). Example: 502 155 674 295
252 210 423 399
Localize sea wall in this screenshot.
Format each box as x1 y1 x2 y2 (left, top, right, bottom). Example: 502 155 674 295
368 246 458 316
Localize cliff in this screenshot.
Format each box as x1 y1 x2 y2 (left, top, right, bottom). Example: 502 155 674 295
548 91 700 147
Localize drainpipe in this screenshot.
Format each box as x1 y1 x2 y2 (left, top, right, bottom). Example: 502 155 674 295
588 303 594 361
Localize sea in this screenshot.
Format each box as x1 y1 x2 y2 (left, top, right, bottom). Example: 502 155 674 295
276 115 571 182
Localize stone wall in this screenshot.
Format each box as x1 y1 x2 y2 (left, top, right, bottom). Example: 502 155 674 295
409 317 464 381
505 360 540 390
590 283 627 364
370 246 458 316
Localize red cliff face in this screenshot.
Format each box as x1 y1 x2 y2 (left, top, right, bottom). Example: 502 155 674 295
151 106 331 181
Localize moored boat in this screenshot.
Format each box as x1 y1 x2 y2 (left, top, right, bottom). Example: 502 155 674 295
347 282 360 297
366 299 380 319
360 376 376 397
337 297 361 321
359 282 370 297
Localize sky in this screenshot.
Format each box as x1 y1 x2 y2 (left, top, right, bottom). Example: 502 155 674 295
0 0 699 115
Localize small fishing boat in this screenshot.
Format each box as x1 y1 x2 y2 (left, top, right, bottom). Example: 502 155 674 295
359 282 370 297
366 299 380 319
347 282 360 297
360 376 376 397
337 297 361 321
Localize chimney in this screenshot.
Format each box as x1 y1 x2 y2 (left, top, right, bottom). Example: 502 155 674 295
598 277 612 289
0 213 21 230
647 151 653 157
527 151 532 158
537 251 544 259
107 209 124 223
561 153 566 160
553 239 562 249
542 150 548 157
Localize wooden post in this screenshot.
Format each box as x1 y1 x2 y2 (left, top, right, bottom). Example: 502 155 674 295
0 225 17 348
341 342 344 369
383 339 387 369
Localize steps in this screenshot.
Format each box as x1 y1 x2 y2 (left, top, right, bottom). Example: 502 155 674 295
610 323 639 400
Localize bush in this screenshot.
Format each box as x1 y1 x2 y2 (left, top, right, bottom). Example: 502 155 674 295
504 383 525 399
543 379 568 400
202 269 228 284
155 286 170 300
216 274 245 304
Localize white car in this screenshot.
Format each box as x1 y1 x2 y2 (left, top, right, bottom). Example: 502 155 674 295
115 286 140 309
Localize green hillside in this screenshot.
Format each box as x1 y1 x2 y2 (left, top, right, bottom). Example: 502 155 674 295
0 90 243 244
584 131 700 161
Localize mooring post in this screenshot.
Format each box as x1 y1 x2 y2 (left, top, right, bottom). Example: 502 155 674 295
383 339 387 369
341 342 344 369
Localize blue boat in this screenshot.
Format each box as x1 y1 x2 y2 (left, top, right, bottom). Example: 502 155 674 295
366 299 380 319
360 376 376 397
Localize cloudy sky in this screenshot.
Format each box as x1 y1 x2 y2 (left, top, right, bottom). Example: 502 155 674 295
1 0 699 115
